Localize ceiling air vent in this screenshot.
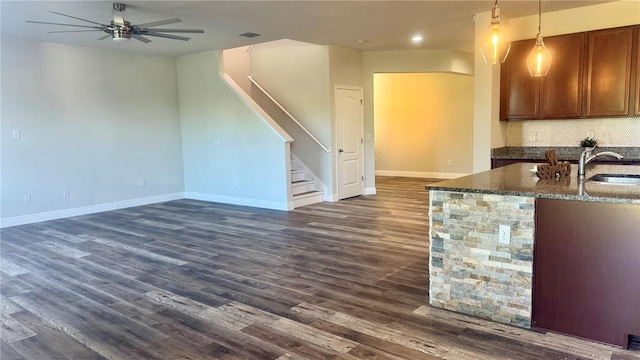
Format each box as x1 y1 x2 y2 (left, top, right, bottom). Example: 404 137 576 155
237 32 261 38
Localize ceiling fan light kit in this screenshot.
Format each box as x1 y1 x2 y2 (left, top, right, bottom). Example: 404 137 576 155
26 2 204 43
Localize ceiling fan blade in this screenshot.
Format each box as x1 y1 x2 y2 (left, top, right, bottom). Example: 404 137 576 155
132 35 152 43
47 30 103 33
49 11 105 26
26 20 103 30
142 28 204 34
112 8 125 27
135 18 181 28
144 32 191 41
96 34 111 41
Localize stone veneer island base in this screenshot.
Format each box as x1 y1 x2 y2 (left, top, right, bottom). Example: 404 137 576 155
429 191 535 328
425 163 640 346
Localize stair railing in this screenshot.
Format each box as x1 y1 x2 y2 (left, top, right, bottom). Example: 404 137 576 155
248 76 331 153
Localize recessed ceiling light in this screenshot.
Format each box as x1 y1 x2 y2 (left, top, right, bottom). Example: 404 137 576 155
412 35 423 42
356 39 366 44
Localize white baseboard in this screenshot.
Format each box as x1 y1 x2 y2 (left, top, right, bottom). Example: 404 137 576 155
375 170 469 179
0 192 185 228
185 192 290 211
324 193 339 202
364 187 377 195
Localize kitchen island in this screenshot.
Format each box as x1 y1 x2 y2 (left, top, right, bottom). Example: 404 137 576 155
425 163 640 348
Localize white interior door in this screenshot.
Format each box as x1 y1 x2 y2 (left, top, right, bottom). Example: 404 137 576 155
336 87 364 199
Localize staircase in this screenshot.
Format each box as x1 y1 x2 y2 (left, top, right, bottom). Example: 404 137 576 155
291 156 324 208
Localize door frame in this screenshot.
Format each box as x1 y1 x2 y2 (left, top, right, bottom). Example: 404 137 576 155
334 85 365 200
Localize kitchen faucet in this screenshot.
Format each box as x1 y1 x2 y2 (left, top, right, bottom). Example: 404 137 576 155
577 146 624 178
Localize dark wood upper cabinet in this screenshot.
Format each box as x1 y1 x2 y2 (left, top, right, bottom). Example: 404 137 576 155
501 33 585 120
541 33 585 118
635 26 640 116
586 26 634 117
501 38 540 120
501 25 639 121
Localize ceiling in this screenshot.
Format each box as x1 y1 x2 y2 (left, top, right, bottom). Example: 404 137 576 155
1 0 616 57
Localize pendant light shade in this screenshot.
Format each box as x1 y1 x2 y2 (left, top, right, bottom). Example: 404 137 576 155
527 33 552 77
527 0 552 77
480 0 511 64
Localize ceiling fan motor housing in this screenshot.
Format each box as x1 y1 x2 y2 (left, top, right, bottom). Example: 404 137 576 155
111 20 132 40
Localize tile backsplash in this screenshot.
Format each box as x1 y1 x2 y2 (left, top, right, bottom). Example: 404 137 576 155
506 117 640 147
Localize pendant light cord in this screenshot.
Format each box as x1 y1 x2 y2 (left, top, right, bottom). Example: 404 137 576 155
537 0 542 33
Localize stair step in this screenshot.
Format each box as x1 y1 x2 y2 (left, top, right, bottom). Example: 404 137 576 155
291 170 306 182
293 190 322 197
292 179 315 195
290 156 323 207
292 190 324 208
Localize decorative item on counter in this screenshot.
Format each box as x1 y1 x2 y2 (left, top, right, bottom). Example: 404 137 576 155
579 137 597 148
536 149 571 179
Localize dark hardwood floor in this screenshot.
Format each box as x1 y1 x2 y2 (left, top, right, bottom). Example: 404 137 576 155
1 176 638 359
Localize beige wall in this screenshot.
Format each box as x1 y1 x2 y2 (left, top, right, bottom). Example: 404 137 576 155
473 9 504 173
222 46 252 94
363 50 474 185
328 45 364 194
329 45 364 89
1 39 185 223
487 1 640 149
374 73 474 177
509 0 640 40
250 40 332 146
249 39 335 195
178 50 290 209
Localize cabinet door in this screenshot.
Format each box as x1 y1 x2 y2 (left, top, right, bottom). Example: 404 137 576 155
533 199 640 348
501 38 540 120
635 26 640 116
586 27 633 117
541 33 585 118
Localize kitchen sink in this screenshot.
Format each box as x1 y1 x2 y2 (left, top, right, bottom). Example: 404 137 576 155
587 173 640 185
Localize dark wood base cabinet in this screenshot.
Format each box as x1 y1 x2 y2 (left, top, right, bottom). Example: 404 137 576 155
533 199 640 348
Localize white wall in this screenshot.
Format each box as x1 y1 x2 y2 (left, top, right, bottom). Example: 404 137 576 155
1 39 184 226
177 50 290 210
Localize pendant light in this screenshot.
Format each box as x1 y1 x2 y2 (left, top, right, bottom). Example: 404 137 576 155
527 0 552 77
480 0 511 64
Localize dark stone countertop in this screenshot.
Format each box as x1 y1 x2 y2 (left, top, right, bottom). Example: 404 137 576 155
426 163 640 205
491 146 640 163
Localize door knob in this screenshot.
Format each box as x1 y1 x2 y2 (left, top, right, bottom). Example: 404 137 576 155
339 149 344 153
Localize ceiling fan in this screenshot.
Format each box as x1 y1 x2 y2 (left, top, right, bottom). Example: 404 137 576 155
26 2 204 43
